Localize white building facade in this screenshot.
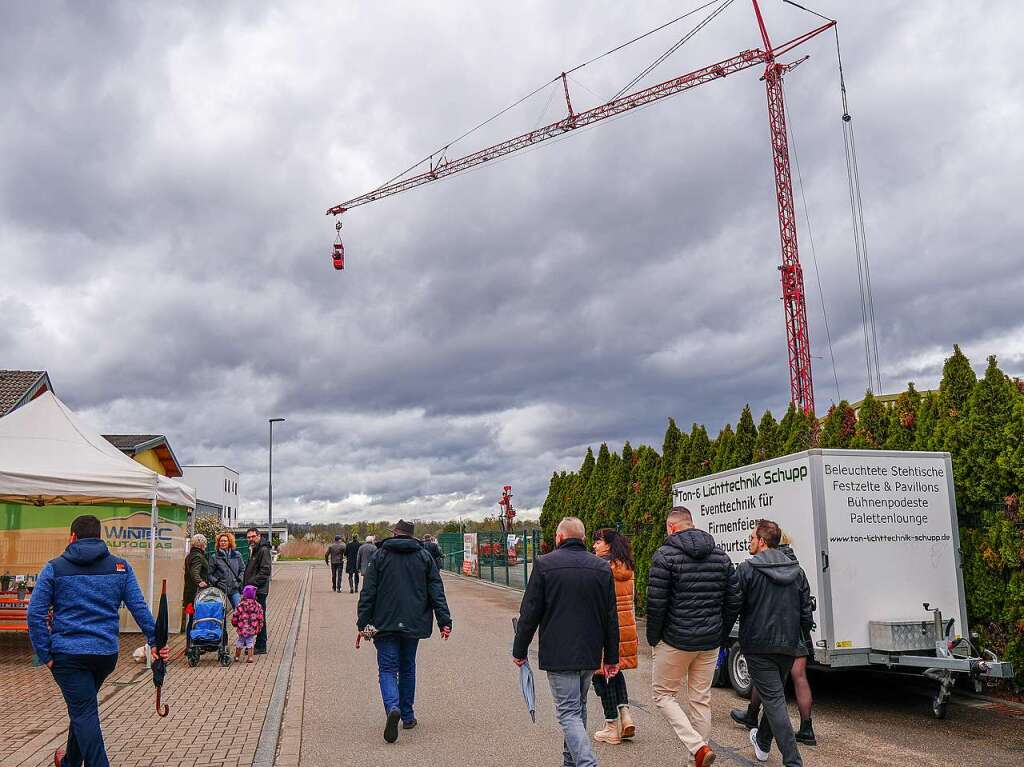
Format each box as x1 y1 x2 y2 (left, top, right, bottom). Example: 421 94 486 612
181 465 240 527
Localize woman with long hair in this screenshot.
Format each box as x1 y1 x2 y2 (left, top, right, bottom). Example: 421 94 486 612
209 531 244 609
591 528 638 744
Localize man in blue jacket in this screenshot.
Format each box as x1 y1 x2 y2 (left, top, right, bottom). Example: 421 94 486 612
28 514 169 767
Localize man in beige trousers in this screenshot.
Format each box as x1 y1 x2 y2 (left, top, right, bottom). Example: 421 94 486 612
645 508 742 767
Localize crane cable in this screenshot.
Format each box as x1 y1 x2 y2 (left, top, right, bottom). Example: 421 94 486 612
784 0 882 395
612 0 737 101
368 0 735 194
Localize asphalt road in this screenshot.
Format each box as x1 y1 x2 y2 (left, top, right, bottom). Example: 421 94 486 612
297 563 1024 767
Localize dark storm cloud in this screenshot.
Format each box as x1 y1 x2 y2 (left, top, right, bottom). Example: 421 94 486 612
2 1 1021 523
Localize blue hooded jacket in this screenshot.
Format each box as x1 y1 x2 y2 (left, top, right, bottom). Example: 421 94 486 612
28 538 156 663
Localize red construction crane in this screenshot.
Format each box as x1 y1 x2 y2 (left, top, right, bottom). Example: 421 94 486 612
327 1 834 414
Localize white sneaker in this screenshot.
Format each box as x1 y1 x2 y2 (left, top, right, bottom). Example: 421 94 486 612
750 728 770 762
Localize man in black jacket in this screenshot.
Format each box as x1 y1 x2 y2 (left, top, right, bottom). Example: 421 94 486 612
735 519 813 767
243 528 273 654
357 519 452 743
345 535 362 593
513 517 619 767
646 507 741 767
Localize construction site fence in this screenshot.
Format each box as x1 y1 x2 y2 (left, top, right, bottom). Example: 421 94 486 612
437 530 541 591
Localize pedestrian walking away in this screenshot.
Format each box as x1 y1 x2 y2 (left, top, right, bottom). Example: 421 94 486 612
589 528 638 746
357 519 452 743
422 533 445 573
733 519 814 767
357 535 377 580
209 532 244 609
182 533 210 633
345 535 362 592
731 529 817 745
645 507 742 767
27 515 170 767
243 527 273 654
513 517 619 767
231 585 266 663
325 535 347 592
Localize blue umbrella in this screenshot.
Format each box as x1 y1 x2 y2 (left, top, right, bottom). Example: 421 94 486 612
512 617 536 723
519 660 537 722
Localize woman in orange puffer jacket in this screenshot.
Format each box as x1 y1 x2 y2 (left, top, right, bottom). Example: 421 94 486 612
591 528 638 744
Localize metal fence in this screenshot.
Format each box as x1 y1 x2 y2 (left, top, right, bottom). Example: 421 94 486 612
437 529 541 590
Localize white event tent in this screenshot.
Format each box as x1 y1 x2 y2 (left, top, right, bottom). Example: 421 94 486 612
0 392 195 615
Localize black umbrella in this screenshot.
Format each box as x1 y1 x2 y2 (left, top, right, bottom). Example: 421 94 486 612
153 579 170 717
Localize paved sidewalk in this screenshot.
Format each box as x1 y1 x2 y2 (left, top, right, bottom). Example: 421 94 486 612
1 563 309 767
296 563 1024 767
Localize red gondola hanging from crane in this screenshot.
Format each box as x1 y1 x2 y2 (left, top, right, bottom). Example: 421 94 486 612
332 220 345 270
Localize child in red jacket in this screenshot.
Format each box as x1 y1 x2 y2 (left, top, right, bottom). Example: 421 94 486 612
231 585 265 663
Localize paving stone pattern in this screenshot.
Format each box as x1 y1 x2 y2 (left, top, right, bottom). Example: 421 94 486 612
0 564 305 767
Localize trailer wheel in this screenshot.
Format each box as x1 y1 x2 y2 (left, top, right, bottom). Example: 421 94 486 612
728 643 752 699
931 695 947 720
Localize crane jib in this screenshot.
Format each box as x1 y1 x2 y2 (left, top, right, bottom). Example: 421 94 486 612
326 21 834 216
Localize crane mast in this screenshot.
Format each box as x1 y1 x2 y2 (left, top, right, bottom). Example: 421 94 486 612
328 1 834 415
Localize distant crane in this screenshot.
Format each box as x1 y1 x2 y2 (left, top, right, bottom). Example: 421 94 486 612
327 0 838 415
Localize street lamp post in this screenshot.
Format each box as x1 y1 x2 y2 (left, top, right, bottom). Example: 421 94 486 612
268 418 285 546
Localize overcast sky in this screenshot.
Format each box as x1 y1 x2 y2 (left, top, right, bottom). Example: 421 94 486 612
2 1 1021 524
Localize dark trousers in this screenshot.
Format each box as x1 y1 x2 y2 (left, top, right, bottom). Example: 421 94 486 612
255 593 268 651
592 671 629 721
348 569 360 591
375 636 419 723
747 652 802 767
331 563 344 590
50 652 118 767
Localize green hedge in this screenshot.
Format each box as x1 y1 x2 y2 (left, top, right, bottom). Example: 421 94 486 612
539 346 1024 684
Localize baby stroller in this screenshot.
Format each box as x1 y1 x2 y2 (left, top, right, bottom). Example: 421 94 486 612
185 586 232 667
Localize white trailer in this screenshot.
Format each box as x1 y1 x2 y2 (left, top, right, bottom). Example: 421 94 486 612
671 448 1013 718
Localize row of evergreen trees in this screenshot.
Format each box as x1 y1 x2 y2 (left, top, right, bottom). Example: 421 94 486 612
538 346 1024 683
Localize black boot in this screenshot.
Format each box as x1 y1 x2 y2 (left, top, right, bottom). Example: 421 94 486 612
730 703 759 729
795 718 817 746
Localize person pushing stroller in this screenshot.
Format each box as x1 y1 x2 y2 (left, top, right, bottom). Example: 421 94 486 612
232 585 265 663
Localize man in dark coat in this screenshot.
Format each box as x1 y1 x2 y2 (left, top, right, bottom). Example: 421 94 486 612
358 519 451 743
325 535 346 592
421 534 445 572
645 507 741 767
243 528 273 654
345 535 362 593
513 517 619 767
735 519 813 767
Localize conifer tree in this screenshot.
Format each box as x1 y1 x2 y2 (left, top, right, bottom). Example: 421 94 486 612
603 451 625 530
783 408 816 453
686 425 713 478
672 428 691 483
629 447 665 611
661 419 682 482
884 383 921 450
583 443 611 534
913 390 940 451
851 391 888 449
570 447 595 523
961 356 1016 509
754 409 780 461
712 424 736 473
935 347 977 494
733 405 757 467
777 402 799 453
820 401 856 448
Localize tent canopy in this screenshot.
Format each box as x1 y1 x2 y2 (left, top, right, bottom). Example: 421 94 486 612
0 392 195 508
